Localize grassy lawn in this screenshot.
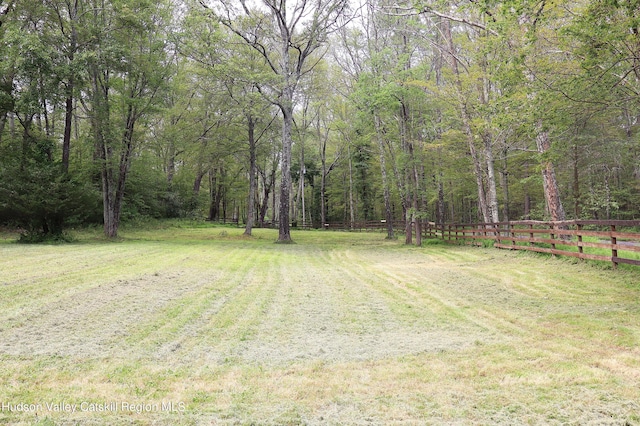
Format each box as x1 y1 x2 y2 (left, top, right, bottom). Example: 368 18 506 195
1 223 639 425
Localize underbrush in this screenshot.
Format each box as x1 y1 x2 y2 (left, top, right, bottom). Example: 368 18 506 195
17 230 76 244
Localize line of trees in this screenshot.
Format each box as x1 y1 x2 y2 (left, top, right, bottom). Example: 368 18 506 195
1 0 639 243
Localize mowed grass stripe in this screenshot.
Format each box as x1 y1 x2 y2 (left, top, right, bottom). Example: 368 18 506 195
334 246 479 330
118 244 255 357
365 251 533 337
0 244 181 329
323 247 420 333
365 246 586 338
183 246 286 364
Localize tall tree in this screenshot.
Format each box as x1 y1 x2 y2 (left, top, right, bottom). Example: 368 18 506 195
83 0 172 237
45 0 81 173
200 0 350 242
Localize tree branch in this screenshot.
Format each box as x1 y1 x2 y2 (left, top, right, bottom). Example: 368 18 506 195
383 4 499 37
0 0 14 29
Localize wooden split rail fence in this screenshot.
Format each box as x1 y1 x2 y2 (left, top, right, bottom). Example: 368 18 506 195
323 219 640 268
324 220 406 232
424 220 640 269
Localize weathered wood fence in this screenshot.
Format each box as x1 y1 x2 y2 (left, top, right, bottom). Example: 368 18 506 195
256 219 640 268
424 220 640 269
324 220 406 231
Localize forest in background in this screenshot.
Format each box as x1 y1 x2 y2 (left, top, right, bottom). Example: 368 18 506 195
1 0 639 243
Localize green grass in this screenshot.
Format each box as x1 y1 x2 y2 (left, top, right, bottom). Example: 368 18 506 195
0 221 639 424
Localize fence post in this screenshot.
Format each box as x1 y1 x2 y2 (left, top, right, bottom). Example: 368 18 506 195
529 224 535 247
577 224 584 261
550 224 556 254
611 224 618 270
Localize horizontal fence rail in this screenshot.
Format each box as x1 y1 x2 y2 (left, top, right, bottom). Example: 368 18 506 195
324 219 640 268
324 220 406 232
425 220 640 269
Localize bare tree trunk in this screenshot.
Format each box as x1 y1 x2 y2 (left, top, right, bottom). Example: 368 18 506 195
0 112 6 144
433 18 446 232
386 136 407 238
167 143 176 188
62 94 73 173
258 151 278 227
500 147 510 223
90 66 120 238
465 114 490 223
374 114 395 239
258 169 269 226
413 179 421 246
9 112 16 139
442 19 490 223
406 114 422 246
348 144 355 229
320 165 326 227
114 115 134 226
208 168 218 221
319 116 328 228
573 142 581 218
438 178 445 224
278 99 293 241
244 117 257 236
604 167 611 220
193 169 206 194
536 127 566 223
300 148 306 228
62 6 78 174
483 132 500 223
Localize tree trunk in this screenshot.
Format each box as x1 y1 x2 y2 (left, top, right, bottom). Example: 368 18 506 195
62 13 77 174
62 93 73 173
536 127 566 222
193 169 206 195
208 168 218 221
90 66 120 238
319 117 328 228
278 100 293 242
442 19 490 224
348 144 355 229
244 117 257 236
299 143 306 228
483 131 500 223
320 165 327 227
0 112 6 144
374 114 394 239
258 154 277 227
259 179 271 226
102 178 118 238
167 154 176 188
500 148 510 223
97 104 136 239
573 142 581 218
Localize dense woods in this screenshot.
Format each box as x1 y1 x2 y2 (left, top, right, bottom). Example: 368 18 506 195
1 0 639 242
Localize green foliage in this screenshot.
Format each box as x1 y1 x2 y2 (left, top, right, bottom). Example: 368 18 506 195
351 137 375 220
0 151 101 241
1 0 640 234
